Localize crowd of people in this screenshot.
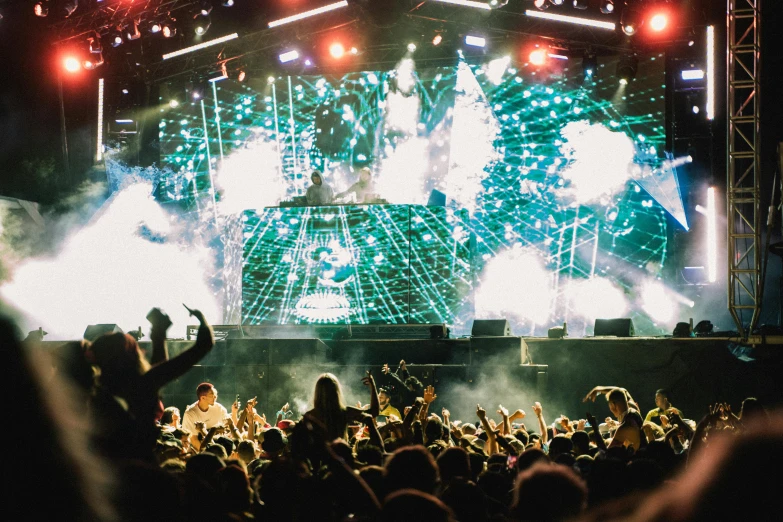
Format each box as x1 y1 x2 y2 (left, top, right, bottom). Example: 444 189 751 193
7 307 781 521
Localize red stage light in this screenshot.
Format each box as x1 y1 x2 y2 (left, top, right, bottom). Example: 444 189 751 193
529 49 547 66
63 56 81 72
329 42 345 58
649 13 668 32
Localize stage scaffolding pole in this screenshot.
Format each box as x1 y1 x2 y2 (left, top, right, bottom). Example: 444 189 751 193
727 0 762 338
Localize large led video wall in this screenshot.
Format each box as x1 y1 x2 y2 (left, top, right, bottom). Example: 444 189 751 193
159 53 679 334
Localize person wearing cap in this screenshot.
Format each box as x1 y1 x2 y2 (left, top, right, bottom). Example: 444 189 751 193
305 170 334 206
378 387 401 420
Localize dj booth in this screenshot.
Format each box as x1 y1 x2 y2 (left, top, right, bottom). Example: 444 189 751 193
235 204 473 326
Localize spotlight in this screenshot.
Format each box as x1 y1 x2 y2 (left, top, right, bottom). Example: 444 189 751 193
222 0 234 5
529 49 547 66
582 51 597 80
533 0 548 10
151 23 162 33
34 1 49 17
329 42 345 58
64 56 81 72
550 0 564 5
199 0 212 16
237 69 246 82
432 34 443 45
162 23 176 38
573 0 588 9
617 54 638 84
267 76 276 84
599 0 614 14
126 21 141 41
194 15 211 35
110 30 124 47
488 0 508 7
621 8 641 36
83 55 104 70
350 46 358 54
279 49 300 63
192 90 202 100
649 13 668 32
304 58 313 66
407 42 417 52
169 99 180 108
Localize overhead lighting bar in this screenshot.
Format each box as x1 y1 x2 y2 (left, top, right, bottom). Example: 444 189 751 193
268 0 349 28
279 50 300 63
96 78 104 162
525 9 616 30
681 69 705 81
465 35 486 47
162 32 239 60
432 0 491 10
706 25 715 121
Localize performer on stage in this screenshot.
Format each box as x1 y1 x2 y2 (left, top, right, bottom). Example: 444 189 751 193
306 170 334 206
336 167 377 204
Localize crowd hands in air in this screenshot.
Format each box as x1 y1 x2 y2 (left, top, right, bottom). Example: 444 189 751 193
7 307 781 522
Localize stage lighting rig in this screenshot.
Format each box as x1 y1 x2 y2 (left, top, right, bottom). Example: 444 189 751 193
549 0 564 5
222 0 234 5
89 34 102 54
151 22 162 33
533 0 548 10
582 51 597 80
199 0 213 16
126 20 141 41
617 54 638 84
600 0 614 14
110 28 124 47
573 0 589 9
162 22 177 38
194 15 211 35
62 0 78 18
63 56 81 72
34 1 49 17
488 0 509 8
621 1 642 35
84 54 104 70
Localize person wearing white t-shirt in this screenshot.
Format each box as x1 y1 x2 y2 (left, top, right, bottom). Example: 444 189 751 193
182 383 229 435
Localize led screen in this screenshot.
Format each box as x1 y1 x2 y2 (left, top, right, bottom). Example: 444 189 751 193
159 53 677 335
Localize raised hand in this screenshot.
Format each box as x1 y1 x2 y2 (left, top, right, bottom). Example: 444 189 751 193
497 404 509 417
399 360 406 371
532 402 543 417
583 387 602 403
361 371 376 388
577 418 587 431
442 408 450 419
245 397 257 411
183 304 208 325
282 402 290 413
476 404 487 420
510 409 526 420
559 415 571 429
423 385 437 404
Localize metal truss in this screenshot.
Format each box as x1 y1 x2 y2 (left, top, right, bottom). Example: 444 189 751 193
727 0 762 338
51 0 200 44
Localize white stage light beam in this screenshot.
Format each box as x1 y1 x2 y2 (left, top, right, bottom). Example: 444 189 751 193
707 187 717 283
525 9 616 30
97 78 104 162
433 0 491 9
162 33 239 60
268 1 349 28
707 25 715 121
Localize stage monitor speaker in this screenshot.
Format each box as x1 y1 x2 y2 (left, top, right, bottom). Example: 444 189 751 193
83 324 123 342
471 319 511 337
593 318 635 337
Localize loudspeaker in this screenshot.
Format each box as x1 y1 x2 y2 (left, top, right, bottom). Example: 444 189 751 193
471 319 511 337
593 318 635 337
83 324 123 342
